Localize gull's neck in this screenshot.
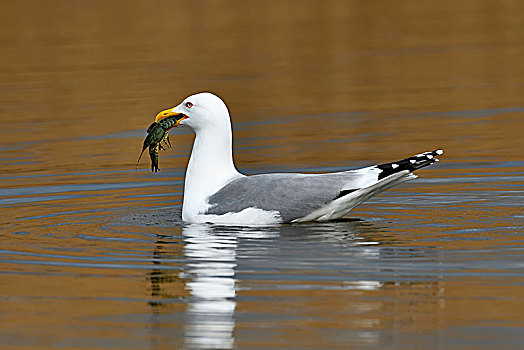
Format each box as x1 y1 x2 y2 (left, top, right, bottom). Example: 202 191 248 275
182 122 243 222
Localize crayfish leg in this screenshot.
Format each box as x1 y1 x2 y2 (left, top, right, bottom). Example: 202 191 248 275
163 132 172 149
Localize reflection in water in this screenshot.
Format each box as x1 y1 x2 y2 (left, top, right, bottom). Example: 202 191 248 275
147 234 186 349
183 224 238 349
179 221 390 348
135 211 523 348
149 236 184 307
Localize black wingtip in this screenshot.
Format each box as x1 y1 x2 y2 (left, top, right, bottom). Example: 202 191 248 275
377 149 444 180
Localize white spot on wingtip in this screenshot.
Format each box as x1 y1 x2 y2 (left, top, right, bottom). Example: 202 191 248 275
427 155 433 159
436 149 444 155
392 163 399 169
410 159 416 164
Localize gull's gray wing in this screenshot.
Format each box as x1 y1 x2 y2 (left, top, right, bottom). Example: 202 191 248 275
205 150 443 222
205 169 378 222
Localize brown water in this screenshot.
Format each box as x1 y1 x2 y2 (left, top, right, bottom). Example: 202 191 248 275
1 1 524 349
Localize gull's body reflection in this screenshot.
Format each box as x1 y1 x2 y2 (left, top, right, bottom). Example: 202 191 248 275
174 220 429 348
183 224 238 349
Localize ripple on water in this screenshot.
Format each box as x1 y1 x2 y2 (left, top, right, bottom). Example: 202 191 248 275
1 119 523 350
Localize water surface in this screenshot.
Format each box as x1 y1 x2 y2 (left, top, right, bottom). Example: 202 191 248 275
1 1 523 349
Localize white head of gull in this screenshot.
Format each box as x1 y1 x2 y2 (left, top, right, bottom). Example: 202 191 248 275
154 92 443 225
155 92 243 223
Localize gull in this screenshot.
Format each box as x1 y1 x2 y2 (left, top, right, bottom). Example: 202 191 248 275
153 92 443 225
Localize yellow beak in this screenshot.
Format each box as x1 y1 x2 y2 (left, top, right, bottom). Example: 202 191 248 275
155 107 177 122
155 107 188 125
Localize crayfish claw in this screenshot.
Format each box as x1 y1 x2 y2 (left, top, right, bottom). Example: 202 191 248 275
149 144 160 172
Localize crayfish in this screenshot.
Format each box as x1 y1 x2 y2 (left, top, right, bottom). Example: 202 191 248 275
136 114 182 172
